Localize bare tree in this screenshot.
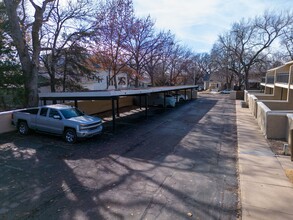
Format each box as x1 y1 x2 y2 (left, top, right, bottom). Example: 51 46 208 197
0 2 25 109
143 31 172 86
211 42 237 89
217 11 293 89
4 0 55 106
125 15 158 87
182 58 197 85
153 33 176 86
280 24 293 60
167 44 185 85
169 46 194 85
189 53 214 87
40 0 95 92
93 0 134 89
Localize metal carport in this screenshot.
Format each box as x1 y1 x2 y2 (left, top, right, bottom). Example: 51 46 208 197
39 85 198 130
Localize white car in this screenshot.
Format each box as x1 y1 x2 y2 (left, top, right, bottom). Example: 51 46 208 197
220 89 231 94
173 93 188 102
149 94 176 107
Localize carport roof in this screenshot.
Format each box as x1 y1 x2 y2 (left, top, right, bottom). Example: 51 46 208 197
39 85 197 100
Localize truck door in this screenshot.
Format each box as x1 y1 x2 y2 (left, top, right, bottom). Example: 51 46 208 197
36 107 49 131
46 109 64 134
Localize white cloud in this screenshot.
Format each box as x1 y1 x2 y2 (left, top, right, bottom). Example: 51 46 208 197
134 0 218 28
133 0 293 53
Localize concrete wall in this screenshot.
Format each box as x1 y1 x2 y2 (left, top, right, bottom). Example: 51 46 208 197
244 90 249 104
230 91 244 100
248 94 258 117
274 87 288 100
67 92 197 116
287 114 293 159
257 101 293 139
288 89 293 103
0 111 17 134
266 113 290 140
247 91 289 118
67 96 134 115
264 87 273 94
263 101 293 110
257 102 270 135
253 94 280 100
244 90 263 105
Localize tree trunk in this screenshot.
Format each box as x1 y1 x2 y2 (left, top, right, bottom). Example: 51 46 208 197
150 74 154 86
4 0 39 107
4 0 53 107
22 62 39 107
50 60 56 92
63 73 66 92
63 55 68 92
243 70 249 90
235 71 241 87
15 46 39 107
114 74 118 89
135 76 139 87
50 77 56 92
4 0 42 107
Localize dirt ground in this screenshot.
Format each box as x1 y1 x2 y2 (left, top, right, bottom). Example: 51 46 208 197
267 139 288 155
266 139 293 184
285 169 293 184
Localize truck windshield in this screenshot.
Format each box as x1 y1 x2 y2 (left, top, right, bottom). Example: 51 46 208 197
60 108 84 119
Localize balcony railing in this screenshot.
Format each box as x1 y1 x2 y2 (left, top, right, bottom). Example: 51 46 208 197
276 73 289 84
266 76 275 84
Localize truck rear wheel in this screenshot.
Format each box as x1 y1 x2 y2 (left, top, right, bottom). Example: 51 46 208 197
18 121 29 135
64 129 77 144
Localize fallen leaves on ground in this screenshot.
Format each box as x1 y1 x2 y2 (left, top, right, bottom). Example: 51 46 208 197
285 169 293 184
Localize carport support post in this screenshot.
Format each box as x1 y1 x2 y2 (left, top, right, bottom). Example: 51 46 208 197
116 97 120 117
144 94 148 118
74 99 78 108
291 143 293 161
184 89 187 100
43 99 47 105
112 98 116 132
163 92 166 110
291 130 293 161
139 95 142 109
190 89 193 100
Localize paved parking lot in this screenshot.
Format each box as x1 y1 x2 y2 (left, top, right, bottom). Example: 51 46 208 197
0 94 239 220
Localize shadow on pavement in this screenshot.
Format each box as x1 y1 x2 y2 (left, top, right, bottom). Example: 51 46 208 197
0 94 239 219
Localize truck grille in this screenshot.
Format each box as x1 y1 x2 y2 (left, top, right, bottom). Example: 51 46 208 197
80 122 102 130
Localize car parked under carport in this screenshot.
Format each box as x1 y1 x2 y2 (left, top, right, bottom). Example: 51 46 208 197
149 93 176 107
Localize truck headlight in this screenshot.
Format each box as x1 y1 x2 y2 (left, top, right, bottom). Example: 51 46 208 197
79 124 87 130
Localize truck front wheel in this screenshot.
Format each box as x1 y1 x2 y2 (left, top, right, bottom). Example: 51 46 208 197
64 129 77 144
18 121 29 135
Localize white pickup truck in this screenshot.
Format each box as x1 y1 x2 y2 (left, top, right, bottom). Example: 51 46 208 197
12 104 103 143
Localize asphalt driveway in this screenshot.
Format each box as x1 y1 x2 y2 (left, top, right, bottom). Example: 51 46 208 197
0 94 239 220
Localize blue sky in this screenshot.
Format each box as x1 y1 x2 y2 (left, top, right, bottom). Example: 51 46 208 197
133 0 293 53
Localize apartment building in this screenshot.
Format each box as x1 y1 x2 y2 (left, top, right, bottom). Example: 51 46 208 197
245 61 293 161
